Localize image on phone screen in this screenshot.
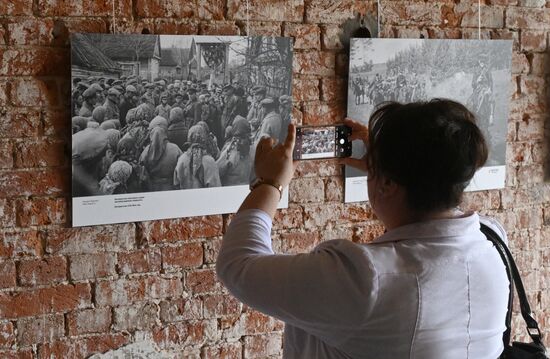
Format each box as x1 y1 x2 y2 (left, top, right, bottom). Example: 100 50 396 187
293 125 351 160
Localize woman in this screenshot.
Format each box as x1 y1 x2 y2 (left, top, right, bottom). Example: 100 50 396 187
98 160 133 195
174 124 221 189
216 99 509 358
139 126 182 192
216 116 252 186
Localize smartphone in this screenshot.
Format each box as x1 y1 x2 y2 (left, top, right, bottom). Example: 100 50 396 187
293 125 352 160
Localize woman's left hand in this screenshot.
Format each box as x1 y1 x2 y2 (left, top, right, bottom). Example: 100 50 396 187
254 124 297 188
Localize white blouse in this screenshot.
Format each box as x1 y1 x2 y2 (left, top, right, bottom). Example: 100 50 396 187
216 209 509 359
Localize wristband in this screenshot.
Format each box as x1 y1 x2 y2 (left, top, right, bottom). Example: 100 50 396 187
249 177 283 199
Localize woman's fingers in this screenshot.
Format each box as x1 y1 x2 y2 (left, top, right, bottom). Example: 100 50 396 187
284 123 296 153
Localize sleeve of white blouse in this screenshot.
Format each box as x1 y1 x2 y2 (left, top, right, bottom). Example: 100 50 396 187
216 209 378 345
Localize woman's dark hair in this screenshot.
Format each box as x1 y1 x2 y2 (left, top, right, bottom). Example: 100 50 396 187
366 99 488 213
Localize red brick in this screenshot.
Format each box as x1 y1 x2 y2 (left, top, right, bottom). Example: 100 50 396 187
45 223 135 255
0 283 91 319
203 238 222 264
272 206 304 230
0 229 43 259
292 76 320 102
321 24 343 50
118 248 162 274
289 177 325 203
0 141 14 169
278 231 321 254
202 342 242 359
18 257 67 287
17 314 64 346
9 78 60 107
0 169 68 197
159 297 203 322
15 197 67 227
14 139 66 168
382 2 443 26
95 277 183 306
320 77 347 102
457 4 505 28
294 160 340 178
302 101 346 125
42 110 70 138
186 269 222 294
516 114 545 141
38 333 130 359
113 302 158 331
284 23 320 49
199 21 240 35
506 7 550 29
0 200 17 229
0 321 15 348
162 243 204 270
0 108 42 138
37 0 131 17
69 253 117 280
138 216 222 244
529 53 550 75
243 21 280 36
53 18 108 47
325 176 344 202
67 308 111 336
135 0 195 17
0 349 33 359
512 52 530 74
0 0 33 15
304 0 371 24
227 0 304 22
243 310 283 334
203 294 242 318
153 320 213 349
149 19 198 35
6 19 55 46
0 261 16 289
198 0 224 20
293 51 335 77
243 334 282 358
303 202 344 228
521 30 548 51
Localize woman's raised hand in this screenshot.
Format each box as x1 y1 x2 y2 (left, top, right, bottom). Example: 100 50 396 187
254 123 297 187
340 118 369 173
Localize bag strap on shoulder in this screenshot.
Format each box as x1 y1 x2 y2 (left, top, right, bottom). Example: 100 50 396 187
480 223 544 347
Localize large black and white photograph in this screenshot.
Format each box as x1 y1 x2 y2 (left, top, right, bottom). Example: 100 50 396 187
345 38 512 203
71 34 293 226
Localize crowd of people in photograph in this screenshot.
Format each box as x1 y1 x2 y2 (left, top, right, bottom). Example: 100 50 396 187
301 129 335 155
71 75 292 197
351 70 427 107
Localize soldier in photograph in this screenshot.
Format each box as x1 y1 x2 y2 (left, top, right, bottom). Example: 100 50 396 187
247 85 267 138
119 85 138 127
278 94 292 143
221 84 240 134
217 116 252 186
79 87 97 117
103 87 121 121
155 92 172 120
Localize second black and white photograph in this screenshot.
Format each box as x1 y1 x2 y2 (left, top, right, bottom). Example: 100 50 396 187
71 34 293 226
345 38 512 202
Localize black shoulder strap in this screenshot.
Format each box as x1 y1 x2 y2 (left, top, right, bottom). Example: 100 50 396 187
480 223 544 347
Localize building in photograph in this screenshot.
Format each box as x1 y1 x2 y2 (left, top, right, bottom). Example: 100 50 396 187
188 37 231 86
160 47 191 81
71 33 122 79
91 34 162 81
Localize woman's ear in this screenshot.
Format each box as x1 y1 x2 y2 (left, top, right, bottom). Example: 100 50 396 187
378 177 400 197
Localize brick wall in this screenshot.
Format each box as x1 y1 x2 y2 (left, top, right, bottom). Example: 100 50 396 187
0 0 549 357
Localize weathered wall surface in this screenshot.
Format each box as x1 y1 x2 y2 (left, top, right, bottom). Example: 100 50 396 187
0 0 549 358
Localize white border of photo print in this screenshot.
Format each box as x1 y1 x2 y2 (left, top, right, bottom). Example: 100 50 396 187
71 34 293 226
345 38 512 203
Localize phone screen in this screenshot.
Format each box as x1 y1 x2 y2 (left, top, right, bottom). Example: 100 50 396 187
293 125 351 160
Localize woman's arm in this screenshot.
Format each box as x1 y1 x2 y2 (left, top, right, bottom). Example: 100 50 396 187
238 123 297 218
